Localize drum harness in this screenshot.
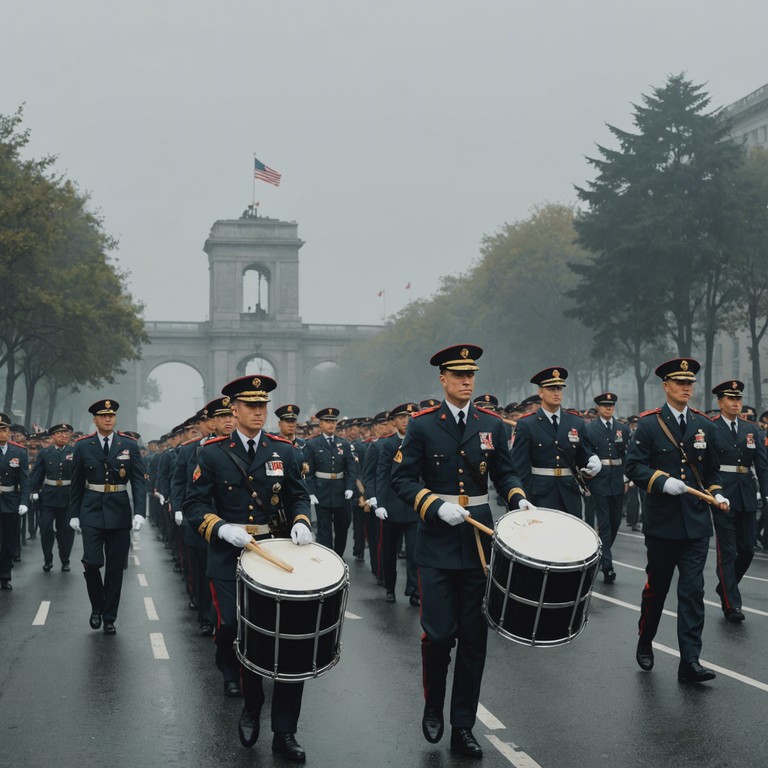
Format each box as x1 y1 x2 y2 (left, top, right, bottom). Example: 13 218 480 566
217 443 290 538
460 452 491 574
655 414 707 493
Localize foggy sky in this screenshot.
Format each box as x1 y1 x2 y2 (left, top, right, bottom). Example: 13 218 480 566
3 1 766 430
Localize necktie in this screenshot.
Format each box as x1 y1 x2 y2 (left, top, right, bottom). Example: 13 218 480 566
731 421 738 440
457 410 466 436
103 437 109 456
606 419 612 433
679 414 686 436
552 414 558 431
247 438 256 461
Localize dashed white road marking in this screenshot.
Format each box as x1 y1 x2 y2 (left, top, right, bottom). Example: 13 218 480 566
743 573 768 583
486 735 544 767
591 590 676 618
144 596 159 621
476 702 505 730
138 574 148 587
150 633 169 659
130 555 140 566
32 601 50 626
344 610 362 620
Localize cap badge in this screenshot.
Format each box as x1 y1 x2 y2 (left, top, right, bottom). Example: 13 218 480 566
552 370 560 379
105 400 111 409
681 360 689 371
222 397 230 407
252 378 261 388
460 348 469 359
287 405 293 413
732 381 738 390
607 394 612 400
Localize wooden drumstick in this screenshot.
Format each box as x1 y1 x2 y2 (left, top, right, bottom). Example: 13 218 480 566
464 514 494 537
245 540 294 573
685 486 728 510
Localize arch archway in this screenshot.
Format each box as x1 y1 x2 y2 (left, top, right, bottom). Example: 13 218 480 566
138 361 205 438
243 263 271 318
306 361 341 413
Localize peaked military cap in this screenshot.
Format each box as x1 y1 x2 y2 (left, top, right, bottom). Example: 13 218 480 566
9 423 27 436
171 424 185 437
593 392 618 406
474 394 498 408
204 397 233 417
530 367 568 388
373 410 390 424
390 402 418 418
429 344 483 371
712 380 744 398
122 430 141 440
520 394 542 407
49 423 74 434
275 404 300 421
0 413 11 428
419 398 441 410
89 399 119 415
655 358 699 381
221 375 276 403
627 415 639 424
315 407 340 421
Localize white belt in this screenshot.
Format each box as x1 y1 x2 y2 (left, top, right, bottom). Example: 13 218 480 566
232 523 271 535
600 459 623 467
531 467 573 477
0 485 17 492
440 494 489 507
316 471 344 480
44 479 71 486
86 483 127 493
720 465 750 474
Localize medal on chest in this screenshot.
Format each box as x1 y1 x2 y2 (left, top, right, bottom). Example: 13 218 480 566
693 429 706 449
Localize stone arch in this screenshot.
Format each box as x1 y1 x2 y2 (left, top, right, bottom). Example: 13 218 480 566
242 262 272 318
237 353 278 380
305 360 341 412
138 360 206 436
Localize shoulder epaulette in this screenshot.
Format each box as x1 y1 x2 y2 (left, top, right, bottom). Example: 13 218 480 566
475 406 501 418
118 431 138 441
76 432 96 442
8 440 27 450
711 414 722 421
267 433 292 445
566 409 581 416
181 436 202 446
638 408 661 418
413 405 440 418
363 437 375 443
202 435 227 447
518 411 536 420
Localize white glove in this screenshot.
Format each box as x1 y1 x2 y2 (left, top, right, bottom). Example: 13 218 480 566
344 489 354 500
157 493 166 506
290 523 313 545
31 493 39 501
70 517 81 532
132 514 145 532
715 494 730 508
375 506 388 520
437 502 468 526
582 455 602 477
218 523 252 548
174 511 183 526
18 505 28 516
366 497 378 509
662 477 688 495
517 499 533 511
309 495 319 505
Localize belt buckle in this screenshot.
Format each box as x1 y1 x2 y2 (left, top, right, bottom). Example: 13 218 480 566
105 484 118 493
330 473 337 480
458 494 469 508
738 466 747 474
245 525 258 534
56 479 63 486
553 467 564 477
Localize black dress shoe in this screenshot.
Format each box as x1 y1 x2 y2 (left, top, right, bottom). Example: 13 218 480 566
199 623 214 636
272 732 306 762
376 578 385 587
636 639 654 671
409 593 421 607
103 622 116 635
603 569 616 584
89 611 102 629
238 708 260 748
43 562 53 572
450 727 483 758
1 580 12 591
678 660 716 683
385 592 396 603
188 598 198 610
724 607 745 623
422 705 444 743
224 680 242 697
61 562 71 572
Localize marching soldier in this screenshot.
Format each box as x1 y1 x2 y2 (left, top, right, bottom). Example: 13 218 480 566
626 359 727 683
0 412 30 590
583 393 630 583
275 404 308 476
391 344 530 758
303 408 356 557
30 423 76 572
184 375 312 761
510 367 602 518
709 380 768 622
361 411 392 583
68 400 146 633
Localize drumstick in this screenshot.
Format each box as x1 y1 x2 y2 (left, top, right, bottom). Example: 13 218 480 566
685 486 727 509
245 540 294 573
464 514 494 537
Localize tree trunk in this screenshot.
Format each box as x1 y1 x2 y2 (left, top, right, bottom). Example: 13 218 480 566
46 379 60 426
633 341 646 413
4 354 15 413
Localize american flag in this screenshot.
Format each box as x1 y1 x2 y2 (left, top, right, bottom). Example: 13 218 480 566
254 157 282 186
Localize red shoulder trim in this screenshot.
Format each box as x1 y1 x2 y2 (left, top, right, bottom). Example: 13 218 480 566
566 409 581 416
201 435 227 447
76 432 96 442
638 408 661 418
518 411 536 420
181 436 202 446
8 440 27 449
711 414 722 421
267 433 292 445
118 431 138 441
413 405 440 418
475 406 501 419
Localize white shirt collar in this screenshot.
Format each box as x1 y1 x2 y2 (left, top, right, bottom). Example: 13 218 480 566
666 404 689 421
721 415 737 428
541 407 561 424
236 429 261 452
445 400 470 423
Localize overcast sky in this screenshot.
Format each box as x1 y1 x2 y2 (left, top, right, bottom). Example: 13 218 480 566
3 1 766 428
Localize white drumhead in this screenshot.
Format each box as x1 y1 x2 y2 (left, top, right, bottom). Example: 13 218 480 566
495 508 599 565
239 540 346 592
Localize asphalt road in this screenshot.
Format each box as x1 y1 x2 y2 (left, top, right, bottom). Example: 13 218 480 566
1 509 767 768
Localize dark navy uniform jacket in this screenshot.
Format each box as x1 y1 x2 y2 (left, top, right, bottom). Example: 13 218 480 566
156 447 178 501
376 432 419 524
510 407 594 516
184 432 311 580
303 435 356 506
625 405 722 540
172 436 209 549
68 432 147 529
583 418 630 497
30 444 74 508
0 441 30 514
710 415 768 512
391 403 526 569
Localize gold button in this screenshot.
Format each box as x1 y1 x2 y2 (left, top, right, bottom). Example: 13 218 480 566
458 469 464 474
248 505 254 511
556 455 560 460
248 476 253 481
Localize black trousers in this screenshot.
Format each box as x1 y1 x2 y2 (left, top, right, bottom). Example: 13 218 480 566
81 526 131 622
0 513 17 580
187 544 215 626
315 504 350 558
638 535 709 663
593 493 623 571
625 486 642 527
210 578 303 733
418 565 487 728
365 513 381 578
40 505 75 565
351 503 366 557
713 508 756 612
382 520 418 595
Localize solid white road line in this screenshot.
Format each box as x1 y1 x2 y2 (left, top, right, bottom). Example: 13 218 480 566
150 633 169 659
144 596 159 621
138 574 148 587
32 601 50 626
476 702 505 730
485 735 544 767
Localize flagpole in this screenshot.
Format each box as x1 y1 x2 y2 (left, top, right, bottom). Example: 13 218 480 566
252 153 256 214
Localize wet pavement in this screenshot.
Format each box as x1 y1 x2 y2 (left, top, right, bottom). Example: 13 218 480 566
1 509 767 768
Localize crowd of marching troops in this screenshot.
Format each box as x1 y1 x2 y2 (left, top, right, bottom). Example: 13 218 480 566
2 348 768 759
